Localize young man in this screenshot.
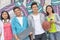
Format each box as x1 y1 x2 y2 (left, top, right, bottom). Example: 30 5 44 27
11 7 31 40
28 2 47 40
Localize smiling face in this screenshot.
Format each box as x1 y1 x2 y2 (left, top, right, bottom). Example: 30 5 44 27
46 5 54 16
32 5 38 13
46 6 52 14
2 12 8 20
14 8 21 17
31 2 38 14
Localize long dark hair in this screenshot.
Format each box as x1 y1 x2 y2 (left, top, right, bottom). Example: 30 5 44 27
46 5 54 16
1 11 10 20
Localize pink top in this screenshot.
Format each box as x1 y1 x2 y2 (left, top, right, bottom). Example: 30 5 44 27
4 22 13 40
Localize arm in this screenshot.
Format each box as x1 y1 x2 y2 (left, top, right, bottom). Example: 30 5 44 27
55 14 60 25
14 34 19 40
40 13 45 23
28 16 33 40
11 19 19 40
28 16 33 34
0 21 3 37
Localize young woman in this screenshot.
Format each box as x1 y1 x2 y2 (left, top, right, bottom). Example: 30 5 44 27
1 11 13 40
45 5 60 40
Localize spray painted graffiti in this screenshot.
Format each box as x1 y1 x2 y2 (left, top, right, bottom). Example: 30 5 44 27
0 0 60 17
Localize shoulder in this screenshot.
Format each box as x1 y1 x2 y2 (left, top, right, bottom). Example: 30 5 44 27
22 16 28 21
39 13 45 16
23 16 28 19
54 13 59 17
54 13 58 15
23 16 27 18
0 20 3 24
28 14 33 17
11 17 16 22
28 14 33 19
39 13 45 18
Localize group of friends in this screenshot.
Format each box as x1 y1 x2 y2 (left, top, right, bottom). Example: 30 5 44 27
0 2 60 40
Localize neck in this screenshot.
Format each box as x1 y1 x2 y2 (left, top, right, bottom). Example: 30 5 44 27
33 11 38 15
17 15 22 17
49 13 53 16
48 13 54 17
4 19 7 21
3 19 8 23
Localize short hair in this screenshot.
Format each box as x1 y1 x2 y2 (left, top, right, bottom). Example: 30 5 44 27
31 2 38 8
1 11 10 20
46 5 54 16
13 7 20 11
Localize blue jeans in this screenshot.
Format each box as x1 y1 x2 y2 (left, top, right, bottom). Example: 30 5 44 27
56 32 60 40
48 33 57 40
34 33 47 40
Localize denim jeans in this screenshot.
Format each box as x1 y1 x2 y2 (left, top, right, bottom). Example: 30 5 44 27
48 33 57 40
56 32 60 40
34 33 47 40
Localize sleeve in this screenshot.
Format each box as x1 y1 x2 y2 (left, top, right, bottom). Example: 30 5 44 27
28 15 34 34
28 16 31 28
24 16 28 28
55 14 60 25
11 19 16 34
40 13 45 23
0 20 3 34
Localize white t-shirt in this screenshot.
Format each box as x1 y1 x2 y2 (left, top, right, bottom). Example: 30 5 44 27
32 14 45 35
17 17 23 26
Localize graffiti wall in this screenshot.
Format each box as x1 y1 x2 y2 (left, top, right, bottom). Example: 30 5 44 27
0 0 60 18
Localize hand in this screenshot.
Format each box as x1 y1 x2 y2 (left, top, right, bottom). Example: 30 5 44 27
16 36 20 40
29 32 33 35
16 38 19 40
14 34 20 40
0 34 1 37
29 32 33 40
50 20 55 24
